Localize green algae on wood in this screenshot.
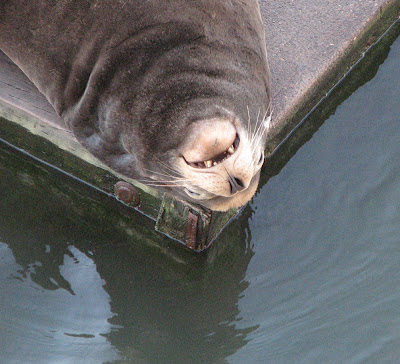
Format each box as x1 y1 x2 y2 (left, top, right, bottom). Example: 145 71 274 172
0 111 237 252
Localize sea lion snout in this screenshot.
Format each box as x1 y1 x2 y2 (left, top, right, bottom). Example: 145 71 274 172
174 115 268 210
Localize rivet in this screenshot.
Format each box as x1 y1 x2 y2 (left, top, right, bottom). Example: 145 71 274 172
114 181 140 207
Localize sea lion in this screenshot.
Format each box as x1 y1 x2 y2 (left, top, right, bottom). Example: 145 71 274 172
0 0 272 211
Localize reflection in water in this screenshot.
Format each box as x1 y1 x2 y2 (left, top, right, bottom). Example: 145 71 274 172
0 243 119 362
0 147 257 362
102 216 257 363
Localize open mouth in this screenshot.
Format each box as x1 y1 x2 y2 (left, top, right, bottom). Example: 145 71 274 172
186 134 240 169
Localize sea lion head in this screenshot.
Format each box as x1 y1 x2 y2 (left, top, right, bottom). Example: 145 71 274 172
69 2 273 212
141 108 271 211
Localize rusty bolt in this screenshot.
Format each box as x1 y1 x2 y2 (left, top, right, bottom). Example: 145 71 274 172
185 211 198 250
114 181 140 207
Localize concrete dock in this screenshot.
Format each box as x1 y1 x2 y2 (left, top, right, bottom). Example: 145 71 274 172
0 0 399 250
260 0 399 152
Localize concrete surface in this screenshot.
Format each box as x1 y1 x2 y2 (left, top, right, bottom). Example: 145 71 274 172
259 0 399 151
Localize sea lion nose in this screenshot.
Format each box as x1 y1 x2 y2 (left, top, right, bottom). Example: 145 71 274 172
229 176 245 194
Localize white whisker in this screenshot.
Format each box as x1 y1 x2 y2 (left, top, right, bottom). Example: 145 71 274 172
140 161 194 188
246 105 252 137
251 109 267 147
139 177 193 184
142 168 184 180
156 158 183 176
251 108 262 143
140 182 192 188
249 102 273 158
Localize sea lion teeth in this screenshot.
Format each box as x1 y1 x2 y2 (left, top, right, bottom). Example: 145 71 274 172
227 146 235 154
213 161 217 166
204 160 212 168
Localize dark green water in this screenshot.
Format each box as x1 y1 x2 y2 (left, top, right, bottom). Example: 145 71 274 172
1 27 399 363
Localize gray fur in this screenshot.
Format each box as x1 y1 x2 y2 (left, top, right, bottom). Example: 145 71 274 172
0 0 271 206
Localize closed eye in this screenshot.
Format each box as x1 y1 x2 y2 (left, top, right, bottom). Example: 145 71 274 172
258 151 264 165
184 188 202 198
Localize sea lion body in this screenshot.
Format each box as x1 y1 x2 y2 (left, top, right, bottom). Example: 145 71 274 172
0 0 271 211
